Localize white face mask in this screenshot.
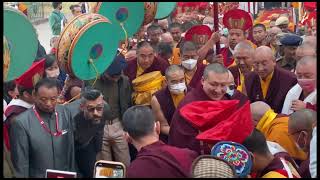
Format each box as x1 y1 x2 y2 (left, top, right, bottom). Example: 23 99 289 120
182 59 197 70
46 68 60 78
169 82 186 95
204 23 213 31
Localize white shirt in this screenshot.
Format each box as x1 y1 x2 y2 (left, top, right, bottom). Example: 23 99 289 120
3 99 7 122
309 127 317 178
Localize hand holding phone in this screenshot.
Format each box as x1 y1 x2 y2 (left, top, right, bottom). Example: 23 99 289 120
94 160 126 178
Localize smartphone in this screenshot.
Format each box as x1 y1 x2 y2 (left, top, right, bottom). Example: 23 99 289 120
45 169 77 178
93 160 126 178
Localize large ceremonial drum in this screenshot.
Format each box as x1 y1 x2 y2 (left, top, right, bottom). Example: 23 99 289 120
3 36 10 81
155 2 177 20
57 13 119 80
142 2 158 25
4 6 38 81
95 2 145 39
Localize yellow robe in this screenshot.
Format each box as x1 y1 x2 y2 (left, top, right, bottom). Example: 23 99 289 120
236 72 245 92
136 63 144 77
257 109 307 161
170 93 185 108
172 48 181 65
260 71 274 99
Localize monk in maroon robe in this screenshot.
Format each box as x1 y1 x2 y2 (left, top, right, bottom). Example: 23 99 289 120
228 41 255 92
122 106 197 178
151 65 192 143
244 46 297 113
288 109 316 178
168 63 249 155
243 129 301 178
124 42 169 83
180 41 207 89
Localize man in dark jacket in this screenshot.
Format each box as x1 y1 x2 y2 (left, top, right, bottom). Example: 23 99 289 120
73 88 112 178
84 53 132 167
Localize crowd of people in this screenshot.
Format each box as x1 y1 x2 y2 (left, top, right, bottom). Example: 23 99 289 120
3 2 317 178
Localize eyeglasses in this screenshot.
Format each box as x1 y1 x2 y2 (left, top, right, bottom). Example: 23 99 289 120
86 105 104 113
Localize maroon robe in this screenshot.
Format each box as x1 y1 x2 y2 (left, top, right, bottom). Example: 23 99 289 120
298 158 311 178
154 86 192 143
231 89 250 104
244 66 297 113
188 62 206 89
257 156 300 178
126 141 198 178
168 84 249 155
123 57 169 83
4 105 29 127
273 152 299 171
4 104 29 151
228 65 241 87
219 47 234 67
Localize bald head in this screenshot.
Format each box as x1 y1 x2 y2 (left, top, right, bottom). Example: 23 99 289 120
303 36 316 48
289 109 316 133
160 32 174 44
296 44 316 60
297 56 316 67
250 101 272 124
296 56 317 80
255 46 275 61
253 46 276 80
165 64 184 80
203 63 229 80
269 26 282 34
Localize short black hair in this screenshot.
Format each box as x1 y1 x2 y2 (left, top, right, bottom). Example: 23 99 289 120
52 2 62 9
181 41 197 54
34 78 60 94
122 105 155 139
44 54 57 69
137 41 154 51
4 80 16 93
253 23 266 32
81 87 102 102
147 23 162 32
169 22 182 31
70 4 80 11
157 42 173 56
182 21 198 32
242 129 270 155
4 80 17 102
18 86 33 97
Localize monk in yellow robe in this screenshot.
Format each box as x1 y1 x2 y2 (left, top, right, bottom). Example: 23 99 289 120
250 101 307 161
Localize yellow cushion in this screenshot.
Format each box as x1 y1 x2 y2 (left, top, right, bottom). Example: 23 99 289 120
132 71 164 105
